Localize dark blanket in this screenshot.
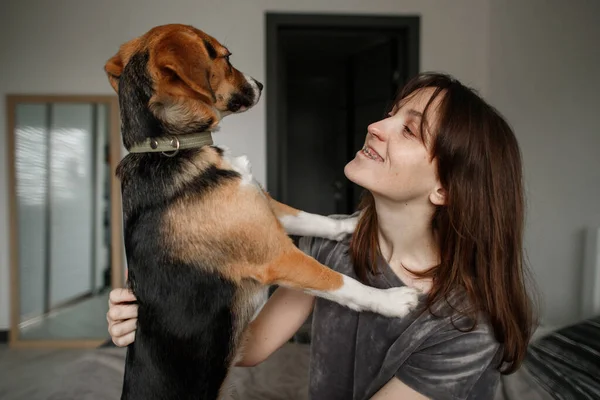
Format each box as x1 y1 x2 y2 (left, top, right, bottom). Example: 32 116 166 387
525 315 600 400
497 315 600 400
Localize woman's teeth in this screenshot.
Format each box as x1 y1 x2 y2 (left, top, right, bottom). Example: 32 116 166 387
362 145 383 161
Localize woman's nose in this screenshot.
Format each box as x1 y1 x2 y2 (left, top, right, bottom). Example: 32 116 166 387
367 123 386 141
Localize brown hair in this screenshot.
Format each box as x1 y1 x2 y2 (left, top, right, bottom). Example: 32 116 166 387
350 72 537 374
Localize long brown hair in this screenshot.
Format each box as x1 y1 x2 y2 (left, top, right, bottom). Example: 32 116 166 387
350 72 537 374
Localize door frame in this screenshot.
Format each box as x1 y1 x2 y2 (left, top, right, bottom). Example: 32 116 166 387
265 13 420 202
6 94 124 348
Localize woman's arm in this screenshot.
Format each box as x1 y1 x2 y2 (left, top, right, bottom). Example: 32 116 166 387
370 378 429 400
236 287 315 366
106 286 315 366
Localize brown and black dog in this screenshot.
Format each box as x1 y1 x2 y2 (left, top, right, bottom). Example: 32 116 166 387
105 24 419 400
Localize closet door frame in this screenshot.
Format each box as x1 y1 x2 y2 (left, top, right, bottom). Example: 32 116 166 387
6 95 124 348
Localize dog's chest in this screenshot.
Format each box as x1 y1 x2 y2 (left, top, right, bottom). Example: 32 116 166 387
219 146 259 188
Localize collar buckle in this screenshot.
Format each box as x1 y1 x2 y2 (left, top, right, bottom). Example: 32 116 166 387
162 137 180 157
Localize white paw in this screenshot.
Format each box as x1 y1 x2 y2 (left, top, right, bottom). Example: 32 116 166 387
372 286 421 318
332 217 358 240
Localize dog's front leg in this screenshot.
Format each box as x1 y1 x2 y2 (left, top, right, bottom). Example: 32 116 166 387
266 194 358 241
238 248 420 318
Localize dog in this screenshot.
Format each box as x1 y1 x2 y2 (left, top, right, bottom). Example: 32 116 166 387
104 24 419 400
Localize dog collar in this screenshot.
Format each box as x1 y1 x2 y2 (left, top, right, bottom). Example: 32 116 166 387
129 132 214 157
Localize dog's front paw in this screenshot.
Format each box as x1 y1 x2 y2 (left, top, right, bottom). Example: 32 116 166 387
373 286 421 318
332 217 358 240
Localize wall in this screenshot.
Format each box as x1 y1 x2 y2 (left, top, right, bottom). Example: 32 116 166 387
488 0 600 326
0 0 489 330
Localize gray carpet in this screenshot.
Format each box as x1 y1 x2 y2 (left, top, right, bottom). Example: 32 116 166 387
0 342 310 400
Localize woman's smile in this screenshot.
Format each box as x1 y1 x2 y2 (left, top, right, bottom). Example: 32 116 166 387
360 144 384 162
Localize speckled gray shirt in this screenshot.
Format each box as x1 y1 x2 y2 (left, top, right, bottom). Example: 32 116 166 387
299 231 503 400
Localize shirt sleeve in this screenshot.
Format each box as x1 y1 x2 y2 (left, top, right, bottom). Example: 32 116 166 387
297 212 356 261
298 235 320 258
395 325 502 400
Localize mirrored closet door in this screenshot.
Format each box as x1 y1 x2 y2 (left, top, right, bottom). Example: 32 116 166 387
7 95 125 347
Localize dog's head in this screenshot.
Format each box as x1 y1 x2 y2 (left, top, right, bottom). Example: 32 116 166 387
104 24 262 147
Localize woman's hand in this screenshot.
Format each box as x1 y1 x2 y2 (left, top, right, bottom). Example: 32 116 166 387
107 288 138 347
105 284 314 364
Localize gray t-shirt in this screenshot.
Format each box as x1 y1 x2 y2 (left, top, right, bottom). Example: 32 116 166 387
299 232 503 400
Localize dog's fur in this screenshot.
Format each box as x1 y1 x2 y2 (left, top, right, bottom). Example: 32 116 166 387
105 24 419 400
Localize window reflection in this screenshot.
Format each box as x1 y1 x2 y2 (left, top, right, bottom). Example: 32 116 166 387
16 127 90 206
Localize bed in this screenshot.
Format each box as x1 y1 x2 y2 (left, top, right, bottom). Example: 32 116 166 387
496 315 600 400
497 226 600 400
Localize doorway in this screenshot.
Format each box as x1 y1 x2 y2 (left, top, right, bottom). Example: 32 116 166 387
266 14 420 215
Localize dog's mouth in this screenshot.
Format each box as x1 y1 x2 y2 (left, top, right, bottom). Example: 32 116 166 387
227 77 263 113
227 91 253 113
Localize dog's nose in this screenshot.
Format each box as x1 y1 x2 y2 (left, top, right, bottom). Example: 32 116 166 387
256 81 264 91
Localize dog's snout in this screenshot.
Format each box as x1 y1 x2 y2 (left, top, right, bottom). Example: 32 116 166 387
227 74 262 113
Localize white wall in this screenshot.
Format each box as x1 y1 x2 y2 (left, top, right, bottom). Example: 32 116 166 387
488 0 600 326
0 0 490 330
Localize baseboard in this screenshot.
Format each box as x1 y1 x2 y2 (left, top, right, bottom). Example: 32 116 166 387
0 330 8 343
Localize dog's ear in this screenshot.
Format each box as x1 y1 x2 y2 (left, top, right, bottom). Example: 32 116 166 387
152 31 215 103
104 53 123 93
104 38 142 93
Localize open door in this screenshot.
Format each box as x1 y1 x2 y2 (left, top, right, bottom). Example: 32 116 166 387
280 32 408 216
266 14 419 217
345 35 406 211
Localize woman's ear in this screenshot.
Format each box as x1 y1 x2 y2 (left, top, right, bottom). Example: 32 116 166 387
429 185 447 206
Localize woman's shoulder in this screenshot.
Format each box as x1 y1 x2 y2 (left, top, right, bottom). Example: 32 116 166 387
395 307 502 400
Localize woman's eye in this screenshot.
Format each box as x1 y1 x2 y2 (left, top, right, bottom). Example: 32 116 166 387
403 125 414 136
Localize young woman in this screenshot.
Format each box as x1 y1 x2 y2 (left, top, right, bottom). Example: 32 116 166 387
107 72 536 399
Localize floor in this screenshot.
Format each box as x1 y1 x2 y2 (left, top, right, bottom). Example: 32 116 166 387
0 342 311 400
0 344 99 399
19 291 110 340
2 294 313 399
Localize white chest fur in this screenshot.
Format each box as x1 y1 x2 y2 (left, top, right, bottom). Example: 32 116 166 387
219 146 257 187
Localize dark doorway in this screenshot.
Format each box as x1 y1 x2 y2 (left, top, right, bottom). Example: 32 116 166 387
266 14 420 215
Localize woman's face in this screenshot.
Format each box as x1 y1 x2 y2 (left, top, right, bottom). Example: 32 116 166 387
344 87 444 207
